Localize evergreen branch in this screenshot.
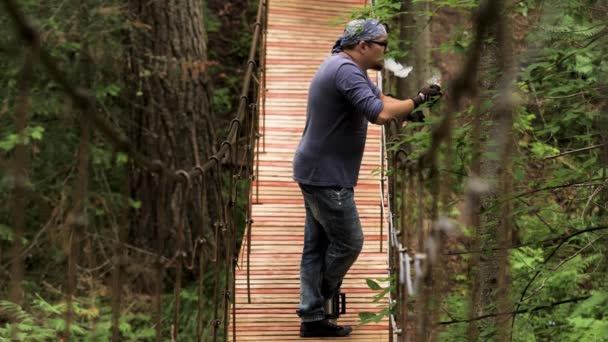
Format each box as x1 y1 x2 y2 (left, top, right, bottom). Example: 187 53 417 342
545 91 586 99
554 28 607 67
543 143 608 160
438 296 591 325
521 26 606 85
445 226 608 256
513 177 606 200
551 237 599 272
480 178 607 217
542 23 606 34
511 225 606 335
515 198 558 233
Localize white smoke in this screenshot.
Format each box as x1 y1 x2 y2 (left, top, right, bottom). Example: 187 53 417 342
384 59 442 87
384 58 413 78
427 72 442 86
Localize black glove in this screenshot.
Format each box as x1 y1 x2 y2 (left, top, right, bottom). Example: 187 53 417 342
411 84 442 108
405 110 425 123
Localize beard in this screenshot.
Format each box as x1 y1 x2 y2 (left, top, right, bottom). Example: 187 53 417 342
371 60 384 71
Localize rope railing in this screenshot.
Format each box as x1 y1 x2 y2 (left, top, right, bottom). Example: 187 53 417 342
2 0 267 340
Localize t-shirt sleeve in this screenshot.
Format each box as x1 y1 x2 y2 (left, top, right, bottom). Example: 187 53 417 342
335 63 384 123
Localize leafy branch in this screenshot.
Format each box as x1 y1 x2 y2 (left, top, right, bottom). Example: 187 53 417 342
439 296 591 325
445 226 607 256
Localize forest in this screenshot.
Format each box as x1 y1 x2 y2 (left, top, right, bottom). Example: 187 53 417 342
0 0 606 341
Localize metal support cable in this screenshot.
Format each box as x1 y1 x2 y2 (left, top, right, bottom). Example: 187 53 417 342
171 177 190 341
197 173 210 342
261 0 269 154
222 140 237 342
245 101 258 305
210 160 226 342
229 117 249 342
154 174 168 342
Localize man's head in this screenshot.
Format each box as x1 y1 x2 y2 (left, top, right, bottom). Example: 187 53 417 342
331 19 388 71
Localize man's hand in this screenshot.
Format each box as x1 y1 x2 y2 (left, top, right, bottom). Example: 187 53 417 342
411 84 442 108
405 110 425 123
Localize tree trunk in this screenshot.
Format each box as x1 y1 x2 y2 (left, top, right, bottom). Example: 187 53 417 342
396 0 431 99
475 37 501 335
472 4 515 337
124 0 215 282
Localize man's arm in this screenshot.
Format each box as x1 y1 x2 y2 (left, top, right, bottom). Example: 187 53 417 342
375 85 442 125
375 96 416 125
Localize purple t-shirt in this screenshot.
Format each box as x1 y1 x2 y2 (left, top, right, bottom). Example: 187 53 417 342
293 53 384 187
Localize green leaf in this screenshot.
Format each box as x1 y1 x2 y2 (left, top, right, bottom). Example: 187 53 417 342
0 224 13 242
0 301 33 324
119 320 132 334
116 152 129 165
128 199 142 209
139 69 152 78
95 84 122 100
134 327 155 338
530 142 559 159
358 311 376 321
30 126 45 140
0 134 19 151
373 288 389 302
366 279 382 291
62 41 81 51
454 41 467 55
574 54 594 75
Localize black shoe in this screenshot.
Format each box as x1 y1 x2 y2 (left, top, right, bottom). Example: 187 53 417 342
299 319 353 338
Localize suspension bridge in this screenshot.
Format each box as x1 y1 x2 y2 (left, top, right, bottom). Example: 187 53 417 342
3 0 477 339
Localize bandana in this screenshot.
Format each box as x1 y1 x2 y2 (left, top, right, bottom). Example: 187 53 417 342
331 19 388 54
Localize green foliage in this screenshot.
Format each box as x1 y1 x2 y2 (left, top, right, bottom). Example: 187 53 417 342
358 276 395 326
436 24 474 56
0 296 155 341
566 291 608 340
340 0 401 24
0 126 45 152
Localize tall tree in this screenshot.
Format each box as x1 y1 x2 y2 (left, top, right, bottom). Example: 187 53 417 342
124 0 215 278
469 1 515 339
123 2 220 339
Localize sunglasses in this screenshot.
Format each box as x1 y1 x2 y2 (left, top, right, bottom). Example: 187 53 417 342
368 40 389 52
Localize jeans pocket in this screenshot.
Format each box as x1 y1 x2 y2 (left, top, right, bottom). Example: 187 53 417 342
325 187 354 209
328 187 346 200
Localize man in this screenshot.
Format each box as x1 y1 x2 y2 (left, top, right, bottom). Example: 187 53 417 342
293 18 441 338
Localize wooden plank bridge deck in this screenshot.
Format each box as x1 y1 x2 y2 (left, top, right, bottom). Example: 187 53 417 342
230 0 390 340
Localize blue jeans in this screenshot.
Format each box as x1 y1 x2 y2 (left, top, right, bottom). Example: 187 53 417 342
296 183 364 322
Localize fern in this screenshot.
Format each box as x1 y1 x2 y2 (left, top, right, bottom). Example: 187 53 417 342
0 300 33 325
